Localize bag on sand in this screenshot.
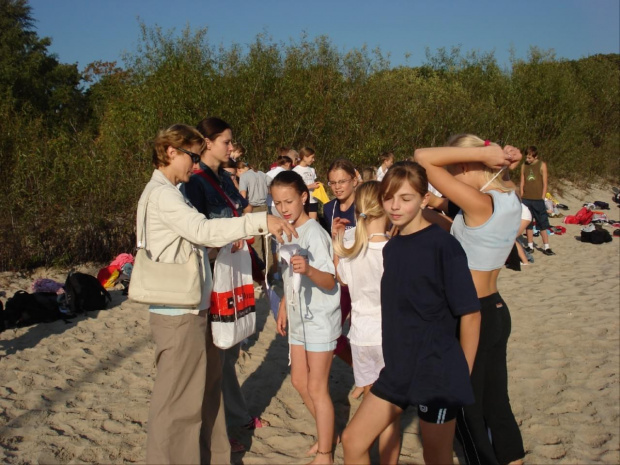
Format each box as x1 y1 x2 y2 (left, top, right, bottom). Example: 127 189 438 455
210 243 256 349
1 291 65 331
65 271 111 314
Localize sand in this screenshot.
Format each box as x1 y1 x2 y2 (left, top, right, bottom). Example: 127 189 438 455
0 183 618 464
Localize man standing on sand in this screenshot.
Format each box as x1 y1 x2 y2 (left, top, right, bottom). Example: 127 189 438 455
520 146 555 256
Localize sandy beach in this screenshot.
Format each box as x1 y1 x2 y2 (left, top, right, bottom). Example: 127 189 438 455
1 182 618 464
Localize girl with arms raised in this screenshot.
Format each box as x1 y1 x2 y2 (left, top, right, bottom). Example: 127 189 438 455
415 135 525 465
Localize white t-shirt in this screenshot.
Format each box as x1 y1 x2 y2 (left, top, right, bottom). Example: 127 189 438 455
336 240 386 346
293 165 318 204
266 166 285 183
376 165 389 182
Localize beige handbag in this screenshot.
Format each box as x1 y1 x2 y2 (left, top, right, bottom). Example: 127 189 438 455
128 188 202 307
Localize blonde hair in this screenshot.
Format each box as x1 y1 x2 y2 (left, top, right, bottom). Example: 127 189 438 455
152 124 205 168
447 133 514 193
334 181 385 259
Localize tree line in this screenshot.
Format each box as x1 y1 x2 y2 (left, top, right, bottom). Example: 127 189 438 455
0 0 618 270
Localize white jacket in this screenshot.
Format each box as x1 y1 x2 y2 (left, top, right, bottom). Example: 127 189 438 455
136 170 268 312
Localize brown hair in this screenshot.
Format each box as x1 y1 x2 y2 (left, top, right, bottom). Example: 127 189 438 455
276 155 293 167
271 170 310 214
379 161 428 201
232 141 246 155
195 117 231 141
327 158 357 179
152 124 205 168
299 147 316 161
379 151 394 163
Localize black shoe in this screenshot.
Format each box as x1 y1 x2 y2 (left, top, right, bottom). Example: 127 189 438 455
542 248 555 256
524 246 534 253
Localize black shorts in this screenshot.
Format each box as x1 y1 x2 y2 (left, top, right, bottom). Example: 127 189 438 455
522 198 550 230
370 385 458 424
307 202 318 213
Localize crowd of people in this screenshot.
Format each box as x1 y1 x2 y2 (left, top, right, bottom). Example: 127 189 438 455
136 117 557 464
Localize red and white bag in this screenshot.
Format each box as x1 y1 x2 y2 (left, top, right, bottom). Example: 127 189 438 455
210 242 257 349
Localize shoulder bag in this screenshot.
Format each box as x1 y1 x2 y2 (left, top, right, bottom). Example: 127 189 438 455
129 186 202 307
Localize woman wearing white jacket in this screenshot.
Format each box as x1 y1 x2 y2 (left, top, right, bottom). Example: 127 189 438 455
137 124 295 464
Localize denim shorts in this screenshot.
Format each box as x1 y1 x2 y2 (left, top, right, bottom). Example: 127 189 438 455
290 336 337 352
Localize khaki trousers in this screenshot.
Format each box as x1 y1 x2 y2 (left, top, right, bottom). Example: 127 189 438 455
146 312 230 465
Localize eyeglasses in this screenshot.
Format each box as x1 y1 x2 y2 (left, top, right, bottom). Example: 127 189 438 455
174 147 201 164
327 178 354 187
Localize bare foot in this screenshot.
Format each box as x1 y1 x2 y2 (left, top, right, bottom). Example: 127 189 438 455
350 386 364 399
307 451 333 465
306 436 340 457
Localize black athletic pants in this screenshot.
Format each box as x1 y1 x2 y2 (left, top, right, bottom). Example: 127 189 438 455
456 293 525 465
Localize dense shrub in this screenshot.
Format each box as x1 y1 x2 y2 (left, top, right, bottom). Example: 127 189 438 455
0 17 618 270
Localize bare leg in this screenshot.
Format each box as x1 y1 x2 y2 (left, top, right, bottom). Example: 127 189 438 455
290 345 316 418
540 229 550 247
350 386 364 399
419 418 456 465
378 419 401 465
306 351 335 465
525 229 534 246
515 241 528 264
342 392 402 465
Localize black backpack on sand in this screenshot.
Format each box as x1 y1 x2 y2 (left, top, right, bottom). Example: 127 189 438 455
1 291 65 331
64 271 112 314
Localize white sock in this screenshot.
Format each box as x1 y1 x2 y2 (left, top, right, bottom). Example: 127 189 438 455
528 242 534 249
544 244 550 250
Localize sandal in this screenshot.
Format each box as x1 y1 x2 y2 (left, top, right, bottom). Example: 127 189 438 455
244 416 270 430
229 438 245 453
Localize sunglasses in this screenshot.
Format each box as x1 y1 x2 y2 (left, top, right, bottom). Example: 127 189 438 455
174 146 201 164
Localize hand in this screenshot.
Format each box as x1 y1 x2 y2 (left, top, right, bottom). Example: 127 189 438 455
231 240 244 253
503 145 522 169
267 215 298 243
331 217 350 239
290 254 310 276
482 145 512 170
276 301 287 336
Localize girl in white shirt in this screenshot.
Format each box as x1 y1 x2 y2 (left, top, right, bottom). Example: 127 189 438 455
293 147 321 220
334 181 400 464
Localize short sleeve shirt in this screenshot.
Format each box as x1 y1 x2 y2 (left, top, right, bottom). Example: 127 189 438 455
323 199 356 238
374 224 479 408
293 165 318 204
281 219 341 344
239 170 269 207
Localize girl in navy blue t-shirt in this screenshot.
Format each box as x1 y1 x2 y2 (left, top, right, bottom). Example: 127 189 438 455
323 158 360 393
342 161 481 465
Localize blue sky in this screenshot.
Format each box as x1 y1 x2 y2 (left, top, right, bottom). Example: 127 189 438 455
30 0 619 71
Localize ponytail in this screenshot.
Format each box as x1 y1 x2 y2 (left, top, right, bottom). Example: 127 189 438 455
334 181 384 259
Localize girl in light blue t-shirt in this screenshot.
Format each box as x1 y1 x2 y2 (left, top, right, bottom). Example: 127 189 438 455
271 170 340 464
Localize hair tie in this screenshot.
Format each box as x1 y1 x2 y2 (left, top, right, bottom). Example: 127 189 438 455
359 213 367 219
484 140 491 146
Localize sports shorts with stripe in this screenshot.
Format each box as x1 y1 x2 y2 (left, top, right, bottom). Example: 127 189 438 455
417 404 459 424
